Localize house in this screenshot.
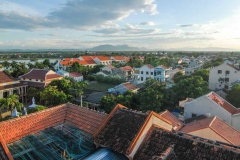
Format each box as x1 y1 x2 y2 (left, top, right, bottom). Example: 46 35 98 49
109 82 138 94
69 72 83 82
135 56 144 61
154 65 171 82
184 91 240 131
0 71 28 103
159 110 184 131
20 69 63 89
56 70 69 77
169 68 185 83
91 56 112 65
96 64 117 77
118 66 134 81
209 63 240 91
133 64 155 84
180 116 240 146
54 57 97 70
0 103 240 159
185 67 195 75
111 56 130 64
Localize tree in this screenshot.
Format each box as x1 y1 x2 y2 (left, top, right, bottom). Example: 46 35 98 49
27 87 41 103
192 69 209 82
42 59 50 68
172 71 184 83
2 61 10 69
6 94 20 112
100 94 117 113
0 98 6 119
226 85 240 108
172 76 209 102
49 78 71 95
40 86 69 106
28 105 47 114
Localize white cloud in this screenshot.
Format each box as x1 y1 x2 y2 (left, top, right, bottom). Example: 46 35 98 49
0 0 158 30
139 22 156 26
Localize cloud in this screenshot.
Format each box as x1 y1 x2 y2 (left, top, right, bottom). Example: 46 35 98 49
0 0 158 30
139 22 155 26
177 24 200 28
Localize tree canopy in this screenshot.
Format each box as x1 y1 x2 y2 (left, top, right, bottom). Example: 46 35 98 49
226 84 240 108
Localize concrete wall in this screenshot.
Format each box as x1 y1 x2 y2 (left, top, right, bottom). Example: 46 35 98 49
189 128 229 144
184 96 232 125
209 63 240 90
135 65 155 84
129 114 172 158
232 114 240 131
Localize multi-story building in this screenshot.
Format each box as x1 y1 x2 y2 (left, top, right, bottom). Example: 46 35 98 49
0 71 27 103
133 64 155 84
209 63 240 90
20 69 63 89
110 56 130 64
154 65 171 82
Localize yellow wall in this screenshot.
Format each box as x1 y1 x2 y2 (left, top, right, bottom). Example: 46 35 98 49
189 128 229 144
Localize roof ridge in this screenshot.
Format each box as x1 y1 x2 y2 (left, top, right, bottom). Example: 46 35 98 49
67 102 107 115
208 92 237 113
209 116 240 146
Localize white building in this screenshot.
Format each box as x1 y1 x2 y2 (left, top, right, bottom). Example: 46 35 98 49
209 63 240 90
69 72 83 82
184 92 240 131
133 64 155 84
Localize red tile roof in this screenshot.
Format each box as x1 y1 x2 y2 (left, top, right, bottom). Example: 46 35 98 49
120 66 133 71
61 57 96 66
122 82 137 90
112 56 125 61
69 72 83 77
123 56 130 62
92 56 111 61
0 71 14 84
46 74 63 80
145 64 154 69
159 110 183 130
208 92 237 114
180 116 240 146
22 69 48 80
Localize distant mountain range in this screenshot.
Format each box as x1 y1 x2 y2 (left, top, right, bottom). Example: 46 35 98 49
88 44 147 51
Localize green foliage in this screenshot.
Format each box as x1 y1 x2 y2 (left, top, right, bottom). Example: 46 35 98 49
192 69 209 82
40 86 69 106
0 94 23 113
100 94 117 113
28 105 47 114
172 76 209 102
172 72 184 83
49 78 71 95
144 56 172 67
202 58 223 69
93 75 124 85
226 85 240 108
27 87 41 103
126 58 144 68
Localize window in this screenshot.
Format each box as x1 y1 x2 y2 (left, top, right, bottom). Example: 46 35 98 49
225 70 230 76
151 72 153 75
192 113 197 117
36 79 38 81
29 79 32 81
41 80 44 82
225 78 229 82
141 71 143 74
146 71 149 75
141 77 143 81
218 70 222 74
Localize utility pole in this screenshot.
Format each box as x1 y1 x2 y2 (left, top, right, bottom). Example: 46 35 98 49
81 95 82 107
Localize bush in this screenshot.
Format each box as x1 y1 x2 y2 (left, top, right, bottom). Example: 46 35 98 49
27 105 47 114
94 75 124 85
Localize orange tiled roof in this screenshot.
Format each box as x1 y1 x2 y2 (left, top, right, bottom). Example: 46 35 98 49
208 92 237 114
120 66 132 71
145 64 154 69
46 74 63 80
180 116 240 146
69 72 83 77
0 71 14 84
123 56 130 62
92 56 111 61
122 82 137 90
112 56 125 61
159 110 183 131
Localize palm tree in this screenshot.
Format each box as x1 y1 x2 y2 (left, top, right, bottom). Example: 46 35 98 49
2 61 10 69
0 98 6 119
6 95 19 112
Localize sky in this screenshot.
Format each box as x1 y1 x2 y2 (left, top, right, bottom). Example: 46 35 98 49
0 0 240 50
